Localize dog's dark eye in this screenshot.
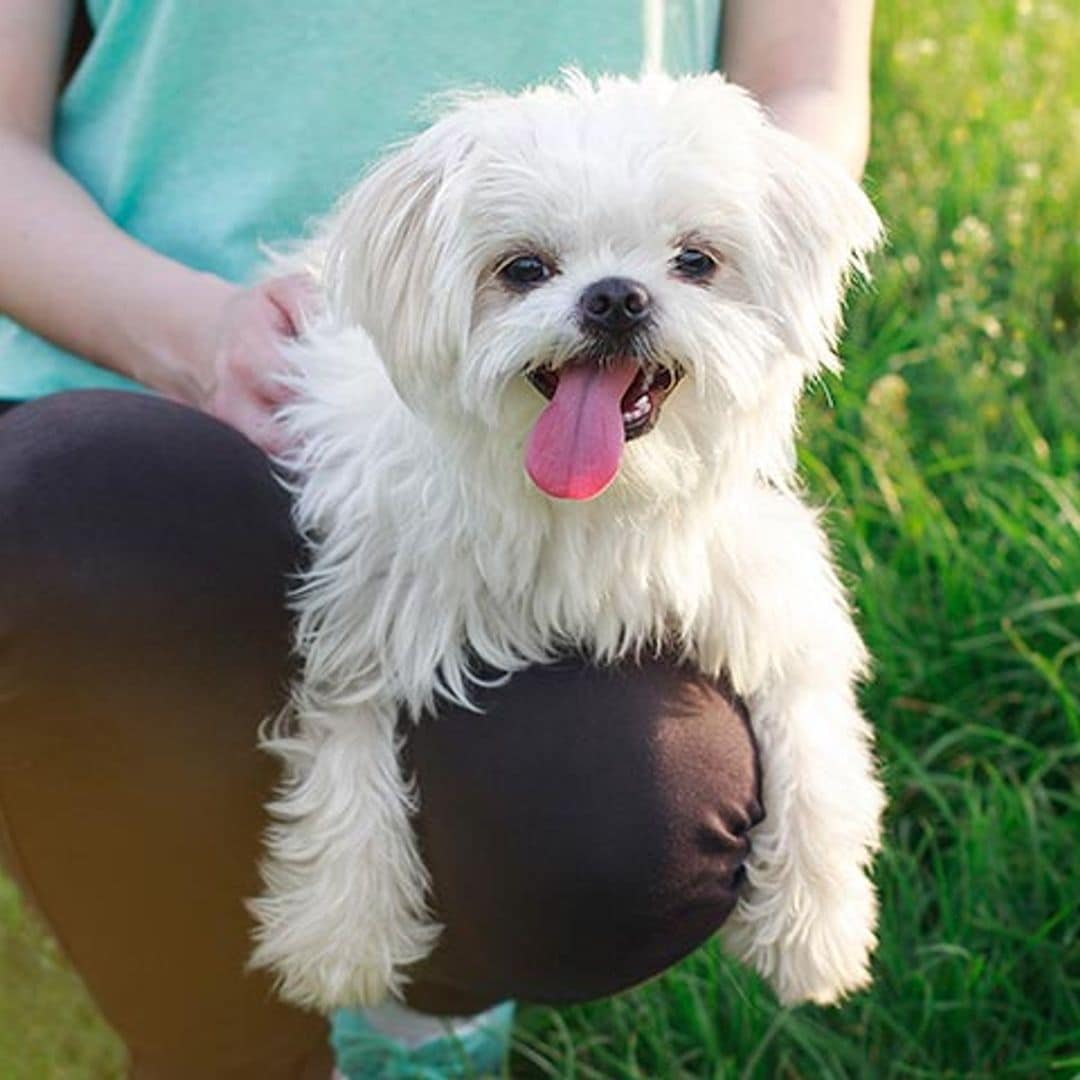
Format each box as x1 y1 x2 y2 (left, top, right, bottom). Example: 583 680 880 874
499 255 554 289
672 248 718 281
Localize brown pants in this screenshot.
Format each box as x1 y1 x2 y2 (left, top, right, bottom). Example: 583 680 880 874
0 392 761 1078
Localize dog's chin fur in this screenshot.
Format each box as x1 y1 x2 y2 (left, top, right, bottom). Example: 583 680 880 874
248 72 887 1012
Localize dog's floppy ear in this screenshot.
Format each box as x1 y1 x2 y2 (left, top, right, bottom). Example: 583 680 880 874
322 118 478 406
754 125 883 375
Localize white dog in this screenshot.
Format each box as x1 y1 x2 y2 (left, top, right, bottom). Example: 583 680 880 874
249 71 886 1013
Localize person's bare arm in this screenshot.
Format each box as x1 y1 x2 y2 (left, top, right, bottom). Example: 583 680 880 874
0 0 304 451
721 0 874 179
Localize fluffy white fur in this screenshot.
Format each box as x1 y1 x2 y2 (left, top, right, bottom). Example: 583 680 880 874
248 72 887 1011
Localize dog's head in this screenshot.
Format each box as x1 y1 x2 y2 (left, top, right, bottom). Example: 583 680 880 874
323 72 881 502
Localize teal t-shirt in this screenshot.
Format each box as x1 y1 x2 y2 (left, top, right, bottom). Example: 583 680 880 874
0 0 722 399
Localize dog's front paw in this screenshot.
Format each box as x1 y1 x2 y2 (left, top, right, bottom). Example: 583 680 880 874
723 862 878 1005
249 863 441 1010
250 714 441 1010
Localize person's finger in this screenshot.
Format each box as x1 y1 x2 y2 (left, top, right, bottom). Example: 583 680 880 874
225 396 292 457
234 321 299 405
264 274 320 337
257 375 295 408
246 379 299 455
253 417 293 458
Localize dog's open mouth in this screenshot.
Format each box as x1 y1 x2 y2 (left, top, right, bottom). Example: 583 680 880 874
523 357 683 502
526 360 681 441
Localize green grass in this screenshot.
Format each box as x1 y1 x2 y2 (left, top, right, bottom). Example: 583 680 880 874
0 874 125 1077
2 0 1077 1076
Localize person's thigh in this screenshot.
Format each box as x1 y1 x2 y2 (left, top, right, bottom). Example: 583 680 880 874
0 390 761 1074
0 391 328 1078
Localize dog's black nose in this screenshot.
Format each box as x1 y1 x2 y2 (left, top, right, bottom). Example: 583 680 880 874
579 277 652 335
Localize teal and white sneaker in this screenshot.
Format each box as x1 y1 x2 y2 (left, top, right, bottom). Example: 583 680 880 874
330 1000 515 1079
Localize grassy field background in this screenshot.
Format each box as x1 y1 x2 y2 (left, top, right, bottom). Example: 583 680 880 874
2 0 1077 1076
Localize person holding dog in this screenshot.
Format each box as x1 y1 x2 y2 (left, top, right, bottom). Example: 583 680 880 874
0 1 874 1076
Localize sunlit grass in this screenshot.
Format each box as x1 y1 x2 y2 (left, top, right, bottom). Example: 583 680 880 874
2 0 1076 1076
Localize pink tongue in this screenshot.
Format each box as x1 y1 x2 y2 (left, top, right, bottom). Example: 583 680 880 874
525 360 639 500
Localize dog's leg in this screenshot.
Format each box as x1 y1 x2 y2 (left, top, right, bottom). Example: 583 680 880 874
721 653 885 1005
249 700 440 1010
708 495 886 1005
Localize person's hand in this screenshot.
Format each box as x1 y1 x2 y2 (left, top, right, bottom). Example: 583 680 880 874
195 274 318 455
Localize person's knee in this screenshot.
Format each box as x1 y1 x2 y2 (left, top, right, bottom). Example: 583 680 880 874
405 657 763 1005
0 390 297 585
0 391 300 701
